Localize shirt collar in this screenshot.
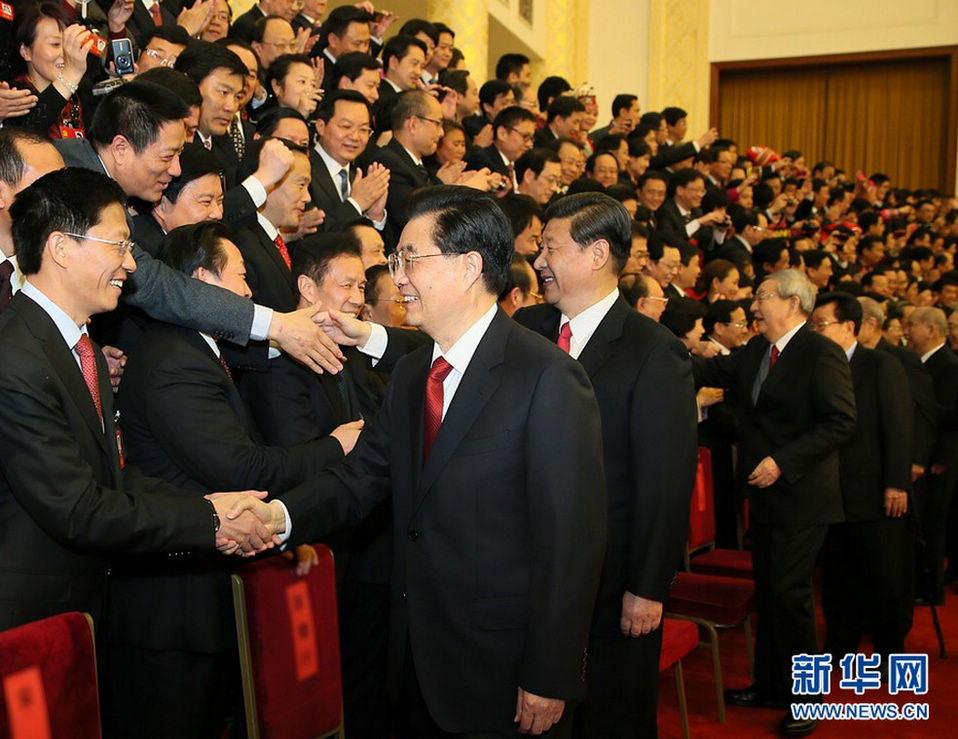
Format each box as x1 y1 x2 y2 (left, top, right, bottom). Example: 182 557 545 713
845 341 858 362
256 212 280 241
20 280 86 352
773 320 805 353
315 141 350 180
708 335 732 355
199 331 221 357
921 343 946 363
431 302 498 376
401 143 423 168
560 287 619 359
385 78 403 94
676 199 690 217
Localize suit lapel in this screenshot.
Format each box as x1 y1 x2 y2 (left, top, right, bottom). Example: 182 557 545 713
256 225 293 279
756 324 809 402
405 348 430 490
388 139 428 186
413 311 509 511
576 298 627 378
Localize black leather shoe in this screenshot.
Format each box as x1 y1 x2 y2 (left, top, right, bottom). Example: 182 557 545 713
781 714 817 736
724 684 787 709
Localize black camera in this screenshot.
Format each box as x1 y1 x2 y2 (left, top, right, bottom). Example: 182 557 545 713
111 38 135 77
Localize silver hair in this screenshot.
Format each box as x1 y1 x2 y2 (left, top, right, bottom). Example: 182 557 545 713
911 306 947 337
763 269 816 316
857 296 884 324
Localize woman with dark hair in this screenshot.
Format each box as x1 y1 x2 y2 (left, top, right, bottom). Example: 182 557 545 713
660 296 708 352
697 257 741 302
10 2 94 138
265 53 321 120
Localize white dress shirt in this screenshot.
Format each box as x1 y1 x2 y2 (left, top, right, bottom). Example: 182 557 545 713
559 288 619 360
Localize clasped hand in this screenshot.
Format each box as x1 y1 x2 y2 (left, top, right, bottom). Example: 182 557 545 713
205 491 286 555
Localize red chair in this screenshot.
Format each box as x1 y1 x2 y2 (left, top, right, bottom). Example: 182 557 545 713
685 447 753 579
0 611 101 739
232 545 344 739
659 618 700 739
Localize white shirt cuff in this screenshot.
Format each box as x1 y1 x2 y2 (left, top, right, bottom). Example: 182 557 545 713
242 176 268 208
685 220 700 237
359 322 388 365
274 500 292 544
250 305 274 341
693 141 701 152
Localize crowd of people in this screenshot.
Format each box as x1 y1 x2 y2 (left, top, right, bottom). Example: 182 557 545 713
0 1 956 738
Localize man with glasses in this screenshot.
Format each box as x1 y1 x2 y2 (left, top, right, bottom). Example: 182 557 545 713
136 26 189 73
714 207 769 280
309 91 389 234
233 0 303 42
250 15 298 74
466 105 538 192
229 185 606 738
693 270 855 737
644 231 683 292
656 167 726 247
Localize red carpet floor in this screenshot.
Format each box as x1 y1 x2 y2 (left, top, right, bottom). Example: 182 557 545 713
657 582 958 738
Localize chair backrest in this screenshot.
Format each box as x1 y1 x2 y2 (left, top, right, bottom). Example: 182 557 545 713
0 611 101 739
687 446 716 554
232 545 343 739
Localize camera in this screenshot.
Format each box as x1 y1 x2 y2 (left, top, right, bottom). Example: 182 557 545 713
111 38 135 77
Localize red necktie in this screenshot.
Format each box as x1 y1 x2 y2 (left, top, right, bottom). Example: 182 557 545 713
557 322 572 353
75 334 103 424
149 2 163 26
769 345 780 370
218 353 233 380
0 260 13 312
273 234 291 269
423 356 453 459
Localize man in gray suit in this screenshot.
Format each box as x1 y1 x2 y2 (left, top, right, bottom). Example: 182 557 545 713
51 81 344 373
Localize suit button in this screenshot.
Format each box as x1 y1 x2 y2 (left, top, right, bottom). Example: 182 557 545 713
402 591 407 600
408 529 420 541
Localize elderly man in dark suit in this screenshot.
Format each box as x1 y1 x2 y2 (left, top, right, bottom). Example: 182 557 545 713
229 186 607 738
811 292 915 666
694 269 856 737
0 168 270 634
514 192 698 738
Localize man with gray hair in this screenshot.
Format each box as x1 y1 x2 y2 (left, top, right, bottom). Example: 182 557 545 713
904 306 958 604
694 269 856 737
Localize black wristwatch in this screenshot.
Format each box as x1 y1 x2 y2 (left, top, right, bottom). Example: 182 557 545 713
207 499 220 534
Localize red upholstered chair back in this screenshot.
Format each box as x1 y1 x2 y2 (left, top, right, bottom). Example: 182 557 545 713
688 446 716 551
0 611 101 739
232 545 344 739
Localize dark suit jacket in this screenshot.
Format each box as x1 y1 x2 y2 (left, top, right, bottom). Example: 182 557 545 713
840 345 913 521
126 0 178 47
371 137 435 238
876 337 938 465
108 323 344 652
229 5 265 43
230 222 298 313
466 144 509 177
514 298 698 634
279 309 607 732
54 138 255 345
649 141 696 171
693 324 857 525
533 126 558 148
921 345 958 470
712 236 753 275
210 120 255 189
0 294 210 631
655 198 699 244
308 147 365 232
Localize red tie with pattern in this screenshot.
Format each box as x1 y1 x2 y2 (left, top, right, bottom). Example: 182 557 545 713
273 234 292 269
423 356 453 459
557 321 572 353
149 2 163 26
75 334 103 424
769 344 780 370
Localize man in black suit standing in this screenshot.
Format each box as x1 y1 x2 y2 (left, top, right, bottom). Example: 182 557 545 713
375 35 428 132
655 168 726 247
694 269 856 736
514 193 698 738
904 306 958 604
231 186 607 737
310 90 389 234
0 168 270 634
466 106 538 191
811 293 915 666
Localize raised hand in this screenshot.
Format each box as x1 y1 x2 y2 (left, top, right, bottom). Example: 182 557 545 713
0 83 37 121
269 305 347 375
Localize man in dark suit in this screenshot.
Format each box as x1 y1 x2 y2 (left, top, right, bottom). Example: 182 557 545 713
811 293 915 665
0 168 271 634
374 35 427 133
655 168 725 247
467 106 538 191
51 81 344 373
230 186 607 737
693 269 856 736
712 207 768 282
310 90 389 234
904 306 958 604
126 0 178 48
371 90 444 239
514 193 698 738
105 221 356 738
534 96 586 149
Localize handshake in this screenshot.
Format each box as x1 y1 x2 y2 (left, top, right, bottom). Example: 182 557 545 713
205 491 289 556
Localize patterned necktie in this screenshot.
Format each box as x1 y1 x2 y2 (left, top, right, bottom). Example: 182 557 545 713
149 2 162 26
338 168 349 201
423 356 453 460
202 136 212 151
415 162 429 183
506 162 515 191
228 116 245 159
0 260 14 312
217 353 233 380
74 334 103 424
557 321 572 354
273 234 291 269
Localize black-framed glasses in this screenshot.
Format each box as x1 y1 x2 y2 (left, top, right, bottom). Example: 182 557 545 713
415 115 444 128
63 233 135 258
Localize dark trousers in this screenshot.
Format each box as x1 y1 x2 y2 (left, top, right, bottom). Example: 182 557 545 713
340 580 391 739
751 523 828 700
573 625 663 739
822 517 915 659
395 645 573 739
102 644 241 739
913 471 956 602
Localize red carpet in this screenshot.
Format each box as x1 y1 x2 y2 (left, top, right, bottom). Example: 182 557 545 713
658 582 958 737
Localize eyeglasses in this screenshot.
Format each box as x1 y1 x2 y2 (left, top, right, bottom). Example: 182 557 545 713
387 250 456 277
810 319 839 331
63 233 135 258
508 127 535 143
723 321 748 329
142 48 178 67
754 290 779 302
646 296 669 304
262 39 297 50
415 115 444 128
